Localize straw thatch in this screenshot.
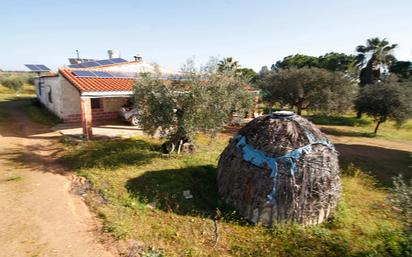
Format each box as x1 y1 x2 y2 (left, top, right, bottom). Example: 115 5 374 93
217 112 340 226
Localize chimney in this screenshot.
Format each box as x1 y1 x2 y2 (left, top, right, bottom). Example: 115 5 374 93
134 53 143 62
108 50 120 59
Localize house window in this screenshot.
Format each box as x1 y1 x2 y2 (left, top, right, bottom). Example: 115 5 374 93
38 85 42 96
91 98 101 109
48 87 52 103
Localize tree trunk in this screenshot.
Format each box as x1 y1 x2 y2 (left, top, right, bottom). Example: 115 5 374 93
356 110 362 119
374 120 382 134
296 105 302 115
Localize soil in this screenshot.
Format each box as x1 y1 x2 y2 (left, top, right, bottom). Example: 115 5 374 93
0 100 117 257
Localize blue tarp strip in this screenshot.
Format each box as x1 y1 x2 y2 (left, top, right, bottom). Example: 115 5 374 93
235 118 333 204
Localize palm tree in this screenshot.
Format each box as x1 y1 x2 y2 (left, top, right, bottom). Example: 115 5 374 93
218 57 240 73
355 37 397 86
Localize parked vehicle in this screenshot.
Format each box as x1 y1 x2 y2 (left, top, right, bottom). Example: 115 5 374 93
119 107 140 126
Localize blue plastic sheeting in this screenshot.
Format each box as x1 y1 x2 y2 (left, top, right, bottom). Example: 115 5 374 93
234 119 333 204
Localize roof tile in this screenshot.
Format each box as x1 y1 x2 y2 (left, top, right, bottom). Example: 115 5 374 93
60 68 135 93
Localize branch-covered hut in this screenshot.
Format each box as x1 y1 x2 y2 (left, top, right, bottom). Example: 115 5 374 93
217 111 340 226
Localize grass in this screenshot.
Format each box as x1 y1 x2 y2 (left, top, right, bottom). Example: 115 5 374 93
21 102 61 126
0 89 61 126
0 84 35 95
305 114 412 143
4 175 23 182
306 114 372 127
62 134 411 257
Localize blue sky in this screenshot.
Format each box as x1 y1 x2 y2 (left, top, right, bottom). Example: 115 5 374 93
1 0 411 71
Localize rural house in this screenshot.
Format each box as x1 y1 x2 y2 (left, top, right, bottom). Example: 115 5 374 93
34 53 180 139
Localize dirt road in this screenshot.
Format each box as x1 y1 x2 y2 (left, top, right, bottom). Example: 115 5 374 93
0 99 116 257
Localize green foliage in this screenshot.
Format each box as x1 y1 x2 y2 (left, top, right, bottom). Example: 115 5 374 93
272 52 356 73
356 37 398 86
273 54 320 70
63 136 409 257
308 114 372 127
355 81 412 133
259 67 357 114
237 67 258 84
390 175 412 225
22 101 61 126
217 57 240 73
389 61 412 80
1 76 24 92
218 57 258 83
133 60 255 149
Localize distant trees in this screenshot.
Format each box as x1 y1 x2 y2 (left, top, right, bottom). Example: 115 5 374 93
389 61 412 80
133 59 255 153
0 76 24 92
218 57 258 83
355 37 397 86
259 68 356 115
271 53 356 73
218 57 240 73
355 80 412 133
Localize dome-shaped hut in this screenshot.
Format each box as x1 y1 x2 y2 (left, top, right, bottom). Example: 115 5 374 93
217 111 340 226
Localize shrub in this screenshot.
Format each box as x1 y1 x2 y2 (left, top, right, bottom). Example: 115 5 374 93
1 76 24 92
390 175 412 225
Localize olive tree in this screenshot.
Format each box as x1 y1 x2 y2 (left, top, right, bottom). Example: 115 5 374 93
355 81 412 134
258 67 357 115
1 76 24 92
133 60 255 153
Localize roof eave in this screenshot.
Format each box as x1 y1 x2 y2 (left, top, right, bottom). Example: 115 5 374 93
80 91 133 97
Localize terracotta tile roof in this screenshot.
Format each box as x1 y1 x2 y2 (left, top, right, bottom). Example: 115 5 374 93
60 68 135 93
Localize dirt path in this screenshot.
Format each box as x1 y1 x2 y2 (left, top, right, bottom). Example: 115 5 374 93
0 100 116 257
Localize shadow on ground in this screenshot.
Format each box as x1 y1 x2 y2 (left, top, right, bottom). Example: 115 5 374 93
61 139 161 169
321 127 375 138
336 144 411 186
126 165 238 219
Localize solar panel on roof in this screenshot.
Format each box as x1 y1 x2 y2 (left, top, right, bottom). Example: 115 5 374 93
96 59 114 65
25 64 51 72
79 62 98 68
68 64 81 68
93 71 113 78
110 58 128 63
72 70 96 77
68 58 96 64
36 64 51 71
110 71 136 78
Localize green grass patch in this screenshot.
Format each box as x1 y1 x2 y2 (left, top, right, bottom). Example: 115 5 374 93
307 114 372 127
4 175 23 182
62 134 410 256
0 84 35 95
21 101 61 126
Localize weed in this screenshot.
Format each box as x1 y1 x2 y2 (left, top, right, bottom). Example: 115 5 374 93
5 175 23 182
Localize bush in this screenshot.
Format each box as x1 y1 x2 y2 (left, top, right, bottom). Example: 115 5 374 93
1 76 24 92
390 175 412 225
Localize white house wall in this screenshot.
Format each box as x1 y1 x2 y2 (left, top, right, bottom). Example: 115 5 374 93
36 75 131 123
35 76 63 119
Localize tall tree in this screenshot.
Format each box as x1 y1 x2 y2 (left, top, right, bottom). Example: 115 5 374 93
217 57 240 73
355 37 398 86
237 67 258 83
389 61 412 80
259 66 270 78
355 80 412 133
272 53 356 73
259 68 356 115
134 60 255 153
318 52 356 73
272 54 319 70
